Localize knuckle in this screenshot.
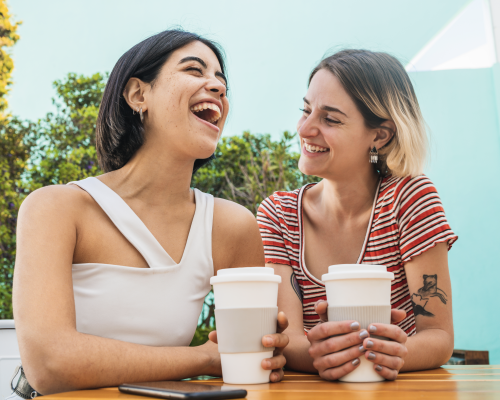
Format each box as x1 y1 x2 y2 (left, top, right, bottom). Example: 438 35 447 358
389 369 399 380
390 357 400 370
324 368 340 381
318 324 329 338
327 353 340 368
345 333 356 346
326 339 339 353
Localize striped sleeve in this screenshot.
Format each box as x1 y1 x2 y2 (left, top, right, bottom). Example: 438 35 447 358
397 176 458 263
257 196 292 266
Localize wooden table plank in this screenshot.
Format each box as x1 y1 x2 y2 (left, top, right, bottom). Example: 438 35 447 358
43 365 500 400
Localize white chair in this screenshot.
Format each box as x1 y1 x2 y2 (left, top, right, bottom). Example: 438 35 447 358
0 320 20 400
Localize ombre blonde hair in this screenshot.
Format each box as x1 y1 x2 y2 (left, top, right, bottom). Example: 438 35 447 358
309 49 427 178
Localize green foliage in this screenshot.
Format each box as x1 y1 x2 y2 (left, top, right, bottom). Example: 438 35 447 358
0 0 20 118
26 73 106 188
192 131 318 214
0 73 106 317
0 118 36 318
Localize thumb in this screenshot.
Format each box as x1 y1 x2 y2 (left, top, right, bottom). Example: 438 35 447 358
314 300 329 323
391 309 407 324
208 330 218 344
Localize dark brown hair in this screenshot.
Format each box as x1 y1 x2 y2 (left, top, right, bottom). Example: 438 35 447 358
96 29 227 173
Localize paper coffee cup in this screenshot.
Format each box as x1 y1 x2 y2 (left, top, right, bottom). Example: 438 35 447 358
211 267 281 384
322 264 394 383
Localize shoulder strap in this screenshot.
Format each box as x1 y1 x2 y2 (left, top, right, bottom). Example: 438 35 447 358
69 177 176 268
181 189 214 266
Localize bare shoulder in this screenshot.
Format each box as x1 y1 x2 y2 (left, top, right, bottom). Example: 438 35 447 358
213 197 257 232
212 198 264 270
19 184 93 223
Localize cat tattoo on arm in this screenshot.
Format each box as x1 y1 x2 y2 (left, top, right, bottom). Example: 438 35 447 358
411 274 448 317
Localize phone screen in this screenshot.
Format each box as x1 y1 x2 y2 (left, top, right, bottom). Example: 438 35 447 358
119 381 247 399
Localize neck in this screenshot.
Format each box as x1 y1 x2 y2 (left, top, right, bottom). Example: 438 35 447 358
100 138 196 206
312 167 380 220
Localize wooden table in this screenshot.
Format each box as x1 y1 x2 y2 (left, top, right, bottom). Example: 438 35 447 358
43 365 500 400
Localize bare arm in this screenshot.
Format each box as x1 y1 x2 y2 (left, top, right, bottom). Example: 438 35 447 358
212 198 265 271
400 242 454 371
211 201 289 382
270 264 316 372
14 187 220 395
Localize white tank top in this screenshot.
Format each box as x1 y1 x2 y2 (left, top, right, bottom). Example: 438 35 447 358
69 177 214 347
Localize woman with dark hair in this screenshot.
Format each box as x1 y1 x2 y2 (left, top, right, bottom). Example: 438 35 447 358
11 30 288 397
258 49 456 380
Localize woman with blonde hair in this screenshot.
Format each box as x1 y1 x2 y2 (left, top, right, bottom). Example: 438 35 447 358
258 49 457 380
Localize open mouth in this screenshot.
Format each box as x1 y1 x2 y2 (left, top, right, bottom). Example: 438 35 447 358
190 102 221 126
304 143 330 153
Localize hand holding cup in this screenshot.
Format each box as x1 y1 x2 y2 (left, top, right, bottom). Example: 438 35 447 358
311 299 408 381
209 311 289 382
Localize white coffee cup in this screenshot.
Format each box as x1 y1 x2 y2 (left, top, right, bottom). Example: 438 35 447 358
210 267 281 384
322 264 394 383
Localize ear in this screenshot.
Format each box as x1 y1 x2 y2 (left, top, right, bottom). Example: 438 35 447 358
423 275 428 279
122 77 149 113
372 120 396 149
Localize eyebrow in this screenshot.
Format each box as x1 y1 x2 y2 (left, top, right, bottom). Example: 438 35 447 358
178 56 227 85
303 97 347 117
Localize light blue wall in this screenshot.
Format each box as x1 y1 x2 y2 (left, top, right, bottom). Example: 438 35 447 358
409 66 500 364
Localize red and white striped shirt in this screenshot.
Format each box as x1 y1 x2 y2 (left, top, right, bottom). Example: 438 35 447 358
257 175 458 336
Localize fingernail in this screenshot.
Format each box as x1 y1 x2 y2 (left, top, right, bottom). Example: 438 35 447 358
352 358 360 366
359 330 369 339
358 345 365 352
369 325 377 333
264 360 271 369
366 340 374 349
264 336 273 346
368 352 376 360
350 322 360 331
376 365 383 371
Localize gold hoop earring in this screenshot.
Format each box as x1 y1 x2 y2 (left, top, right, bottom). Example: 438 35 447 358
139 107 144 123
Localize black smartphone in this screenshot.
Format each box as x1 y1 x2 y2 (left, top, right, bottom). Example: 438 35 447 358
118 381 247 399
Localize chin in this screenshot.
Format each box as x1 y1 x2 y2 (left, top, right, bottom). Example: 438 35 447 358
298 158 319 177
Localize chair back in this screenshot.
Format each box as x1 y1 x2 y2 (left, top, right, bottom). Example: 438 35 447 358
0 320 21 400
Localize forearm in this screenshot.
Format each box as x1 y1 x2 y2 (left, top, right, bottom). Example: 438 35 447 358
400 328 454 372
24 330 218 395
283 332 317 373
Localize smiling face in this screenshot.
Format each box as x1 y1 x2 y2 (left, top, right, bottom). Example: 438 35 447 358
297 68 380 180
126 40 229 163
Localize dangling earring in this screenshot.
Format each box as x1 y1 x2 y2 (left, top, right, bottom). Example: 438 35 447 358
369 146 378 163
139 107 144 123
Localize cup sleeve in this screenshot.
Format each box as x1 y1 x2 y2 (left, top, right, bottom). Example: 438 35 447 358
257 197 292 266
398 177 458 264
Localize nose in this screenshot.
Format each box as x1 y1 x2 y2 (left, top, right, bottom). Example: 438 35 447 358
206 77 227 97
298 112 320 140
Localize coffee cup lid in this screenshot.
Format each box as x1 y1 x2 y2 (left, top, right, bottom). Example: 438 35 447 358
210 267 282 284
322 264 394 282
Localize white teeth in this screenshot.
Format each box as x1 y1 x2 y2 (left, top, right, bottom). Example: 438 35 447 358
190 101 221 124
305 143 329 153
